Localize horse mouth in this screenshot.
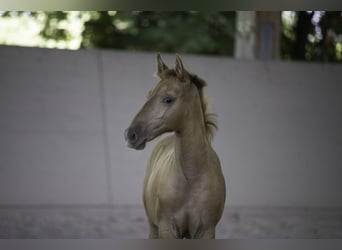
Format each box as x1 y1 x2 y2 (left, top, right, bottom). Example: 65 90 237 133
130 138 147 150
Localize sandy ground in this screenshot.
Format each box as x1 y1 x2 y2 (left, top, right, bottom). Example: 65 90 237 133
0 205 341 239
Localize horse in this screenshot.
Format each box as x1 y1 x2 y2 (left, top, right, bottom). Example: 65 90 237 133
124 53 226 239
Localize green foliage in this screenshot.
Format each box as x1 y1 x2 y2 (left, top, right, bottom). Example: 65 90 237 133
281 11 342 62
1 11 340 62
312 11 342 62
81 11 236 55
0 11 73 43
39 12 71 41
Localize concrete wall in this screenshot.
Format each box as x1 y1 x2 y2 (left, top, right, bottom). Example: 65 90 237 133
0 46 341 207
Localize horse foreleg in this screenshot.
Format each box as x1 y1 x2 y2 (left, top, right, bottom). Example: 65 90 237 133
158 218 180 239
148 222 159 239
193 227 215 239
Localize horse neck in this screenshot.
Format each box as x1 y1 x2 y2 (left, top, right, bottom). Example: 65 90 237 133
174 91 210 182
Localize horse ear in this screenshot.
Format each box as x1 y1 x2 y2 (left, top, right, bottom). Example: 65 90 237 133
175 54 185 81
157 52 168 77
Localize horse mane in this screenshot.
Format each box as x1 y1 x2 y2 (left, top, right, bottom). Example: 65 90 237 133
157 69 218 141
189 73 218 142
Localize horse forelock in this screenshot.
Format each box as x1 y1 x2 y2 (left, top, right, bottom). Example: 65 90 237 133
153 69 217 141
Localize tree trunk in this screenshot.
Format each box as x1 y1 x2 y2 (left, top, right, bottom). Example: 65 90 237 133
293 11 314 60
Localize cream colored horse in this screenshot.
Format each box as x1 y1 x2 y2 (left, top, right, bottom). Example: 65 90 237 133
125 54 226 239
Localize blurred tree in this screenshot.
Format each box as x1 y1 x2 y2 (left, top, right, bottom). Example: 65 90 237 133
80 11 236 55
281 11 342 62
313 11 342 62
1 11 341 62
39 12 71 41
293 11 315 61
0 11 236 55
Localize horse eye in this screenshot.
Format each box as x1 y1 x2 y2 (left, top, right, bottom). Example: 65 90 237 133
162 96 175 104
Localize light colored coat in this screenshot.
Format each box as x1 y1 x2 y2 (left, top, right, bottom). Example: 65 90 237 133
125 54 226 239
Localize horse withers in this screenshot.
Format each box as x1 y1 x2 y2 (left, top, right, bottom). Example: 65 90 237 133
124 54 226 239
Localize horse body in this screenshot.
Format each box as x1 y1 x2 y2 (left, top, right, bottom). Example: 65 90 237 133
125 54 226 239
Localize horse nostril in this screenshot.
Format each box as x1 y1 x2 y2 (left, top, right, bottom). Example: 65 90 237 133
129 131 137 142
125 125 142 145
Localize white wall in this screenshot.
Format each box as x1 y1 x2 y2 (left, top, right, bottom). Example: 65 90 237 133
0 46 341 207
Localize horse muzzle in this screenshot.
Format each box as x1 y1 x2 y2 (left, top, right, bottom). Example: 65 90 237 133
124 124 147 150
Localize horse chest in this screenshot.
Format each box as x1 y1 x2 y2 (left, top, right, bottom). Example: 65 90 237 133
157 172 210 215
156 181 214 239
